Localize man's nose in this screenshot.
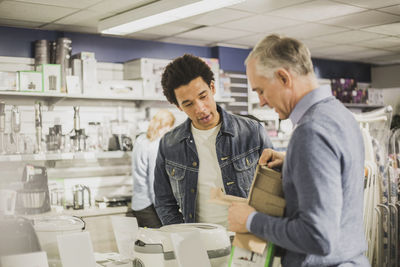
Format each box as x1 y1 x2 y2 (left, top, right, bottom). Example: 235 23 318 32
194 100 206 114
258 94 267 107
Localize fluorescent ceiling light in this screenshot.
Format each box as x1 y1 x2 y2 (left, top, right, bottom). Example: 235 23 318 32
99 0 246 35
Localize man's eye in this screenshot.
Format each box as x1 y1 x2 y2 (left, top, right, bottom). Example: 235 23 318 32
185 103 193 107
200 95 207 99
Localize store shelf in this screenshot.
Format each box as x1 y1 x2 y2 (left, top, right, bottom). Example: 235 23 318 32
0 91 234 104
0 151 130 162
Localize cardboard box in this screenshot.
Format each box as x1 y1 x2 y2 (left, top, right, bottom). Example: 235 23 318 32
210 165 285 266
0 71 18 91
36 64 61 93
18 71 42 92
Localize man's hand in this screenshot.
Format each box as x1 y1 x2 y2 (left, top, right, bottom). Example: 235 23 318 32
228 202 256 233
259 148 285 168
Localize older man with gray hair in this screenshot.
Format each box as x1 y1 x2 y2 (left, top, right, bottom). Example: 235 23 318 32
228 34 369 267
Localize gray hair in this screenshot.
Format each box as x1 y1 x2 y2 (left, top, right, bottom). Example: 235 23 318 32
245 34 314 78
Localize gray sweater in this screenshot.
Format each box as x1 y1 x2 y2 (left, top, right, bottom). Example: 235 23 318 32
249 87 369 266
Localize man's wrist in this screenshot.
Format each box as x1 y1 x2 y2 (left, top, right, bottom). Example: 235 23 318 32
246 211 258 232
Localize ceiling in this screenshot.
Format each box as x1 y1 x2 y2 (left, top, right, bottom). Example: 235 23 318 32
1 0 400 65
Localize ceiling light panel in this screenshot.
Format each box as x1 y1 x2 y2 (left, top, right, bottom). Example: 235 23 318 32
319 10 400 29
267 0 365 22
99 0 246 35
220 14 300 33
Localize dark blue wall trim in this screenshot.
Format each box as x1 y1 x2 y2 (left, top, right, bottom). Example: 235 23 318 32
312 58 371 83
211 46 252 73
0 26 371 82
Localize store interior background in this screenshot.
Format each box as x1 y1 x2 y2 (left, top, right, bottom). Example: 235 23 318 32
0 0 400 254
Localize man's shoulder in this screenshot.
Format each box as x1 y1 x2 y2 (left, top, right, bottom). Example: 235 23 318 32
160 120 188 147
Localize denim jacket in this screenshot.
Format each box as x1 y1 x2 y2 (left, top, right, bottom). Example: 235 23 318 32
154 105 273 225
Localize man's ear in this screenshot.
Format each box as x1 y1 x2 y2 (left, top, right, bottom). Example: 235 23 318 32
210 80 216 95
275 69 291 87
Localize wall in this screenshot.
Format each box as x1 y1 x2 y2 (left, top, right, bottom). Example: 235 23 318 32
371 64 400 88
0 26 371 80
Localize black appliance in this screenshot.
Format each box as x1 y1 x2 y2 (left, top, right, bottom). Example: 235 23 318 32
15 165 51 215
108 134 133 151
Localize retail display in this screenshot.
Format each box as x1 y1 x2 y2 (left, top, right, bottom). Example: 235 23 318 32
355 106 400 266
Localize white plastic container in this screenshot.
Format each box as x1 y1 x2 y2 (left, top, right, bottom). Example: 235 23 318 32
33 215 85 267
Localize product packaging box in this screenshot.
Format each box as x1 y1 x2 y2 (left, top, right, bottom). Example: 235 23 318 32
210 165 285 267
123 58 170 80
82 58 97 94
0 71 18 91
18 71 43 92
72 52 95 61
99 80 143 97
36 64 61 93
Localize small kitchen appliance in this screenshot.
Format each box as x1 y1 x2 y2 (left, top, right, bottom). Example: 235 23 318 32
132 223 231 267
15 164 51 215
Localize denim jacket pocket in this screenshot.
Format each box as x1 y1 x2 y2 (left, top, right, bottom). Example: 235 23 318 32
165 162 186 208
232 150 259 194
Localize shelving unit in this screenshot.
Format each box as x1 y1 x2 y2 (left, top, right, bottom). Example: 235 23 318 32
0 90 234 106
0 151 130 162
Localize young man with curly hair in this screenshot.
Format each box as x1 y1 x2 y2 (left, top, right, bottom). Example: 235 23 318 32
154 54 273 227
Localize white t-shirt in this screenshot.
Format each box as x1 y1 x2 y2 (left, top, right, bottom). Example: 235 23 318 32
191 123 228 228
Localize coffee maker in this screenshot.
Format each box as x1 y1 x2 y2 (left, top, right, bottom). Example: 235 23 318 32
15 164 51 215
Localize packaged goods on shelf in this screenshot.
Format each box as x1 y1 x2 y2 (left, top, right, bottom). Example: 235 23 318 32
0 71 18 91
82 58 97 94
18 71 42 92
99 80 143 97
36 64 61 93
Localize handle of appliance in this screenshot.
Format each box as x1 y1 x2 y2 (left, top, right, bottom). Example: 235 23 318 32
72 215 86 231
83 185 91 207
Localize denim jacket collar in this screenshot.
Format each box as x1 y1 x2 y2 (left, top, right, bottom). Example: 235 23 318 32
177 105 235 143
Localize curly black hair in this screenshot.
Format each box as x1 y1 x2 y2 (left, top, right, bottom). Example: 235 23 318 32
161 54 214 106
